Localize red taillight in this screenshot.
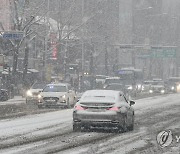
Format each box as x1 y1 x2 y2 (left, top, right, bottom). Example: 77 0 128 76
75 105 86 110
108 106 119 111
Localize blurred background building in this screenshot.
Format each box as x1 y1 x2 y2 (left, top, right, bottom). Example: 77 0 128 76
0 0 180 87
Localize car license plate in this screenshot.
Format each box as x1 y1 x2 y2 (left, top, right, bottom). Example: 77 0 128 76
46 99 56 103
90 108 105 112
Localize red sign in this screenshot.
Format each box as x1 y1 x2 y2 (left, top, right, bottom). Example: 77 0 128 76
50 32 58 59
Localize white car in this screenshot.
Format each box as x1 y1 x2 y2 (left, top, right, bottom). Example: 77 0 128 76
26 82 47 103
37 83 76 108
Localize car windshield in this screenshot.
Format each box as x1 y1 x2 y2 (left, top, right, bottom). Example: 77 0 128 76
143 81 153 85
169 78 180 83
32 83 47 89
43 85 67 92
96 75 107 79
105 79 123 84
152 81 164 86
105 84 124 90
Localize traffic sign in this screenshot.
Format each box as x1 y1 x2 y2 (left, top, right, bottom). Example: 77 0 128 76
151 48 176 58
138 48 176 58
2 31 23 40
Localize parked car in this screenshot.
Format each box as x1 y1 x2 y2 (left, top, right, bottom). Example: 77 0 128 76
37 83 76 108
73 90 135 132
26 82 47 103
0 89 9 101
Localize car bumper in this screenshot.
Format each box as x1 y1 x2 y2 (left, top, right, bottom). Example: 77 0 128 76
38 100 68 107
26 96 38 101
73 111 124 127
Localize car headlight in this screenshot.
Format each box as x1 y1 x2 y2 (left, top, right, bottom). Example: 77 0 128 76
60 95 66 100
171 86 175 90
161 89 165 94
127 86 133 90
177 84 180 89
62 95 66 99
149 90 153 93
26 90 32 97
38 94 42 99
141 85 145 91
137 84 142 90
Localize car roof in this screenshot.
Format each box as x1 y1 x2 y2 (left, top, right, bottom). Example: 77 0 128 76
46 83 69 86
105 77 121 79
144 80 153 82
153 78 163 81
82 90 122 97
80 90 122 103
106 83 123 85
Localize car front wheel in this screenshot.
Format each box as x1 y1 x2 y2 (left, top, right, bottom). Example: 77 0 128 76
128 116 134 131
122 115 128 132
73 122 81 132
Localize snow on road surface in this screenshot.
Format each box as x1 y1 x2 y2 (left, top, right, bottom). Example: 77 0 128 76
0 109 72 138
0 96 25 106
0 93 179 154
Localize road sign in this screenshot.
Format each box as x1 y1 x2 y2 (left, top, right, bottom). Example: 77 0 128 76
151 48 176 58
2 31 23 40
138 48 177 58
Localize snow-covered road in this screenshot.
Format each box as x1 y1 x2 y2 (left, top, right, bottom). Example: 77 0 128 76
0 96 25 106
0 93 179 154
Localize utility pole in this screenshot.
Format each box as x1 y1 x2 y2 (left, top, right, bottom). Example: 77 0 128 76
43 0 50 81
64 38 68 79
131 0 136 68
81 0 85 91
12 0 21 85
104 36 109 76
22 31 29 87
105 43 108 75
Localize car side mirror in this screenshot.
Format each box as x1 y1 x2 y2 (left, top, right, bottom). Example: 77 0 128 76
130 100 135 106
39 90 42 93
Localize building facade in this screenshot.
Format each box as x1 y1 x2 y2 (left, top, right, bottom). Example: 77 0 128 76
0 0 11 31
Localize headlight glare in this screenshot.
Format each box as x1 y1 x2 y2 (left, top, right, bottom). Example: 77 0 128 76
149 90 153 93
62 95 66 99
128 86 133 90
38 94 42 99
26 90 32 97
161 90 165 94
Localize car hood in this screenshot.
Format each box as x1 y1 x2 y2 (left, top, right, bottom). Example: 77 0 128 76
30 89 43 93
40 92 67 97
151 85 164 88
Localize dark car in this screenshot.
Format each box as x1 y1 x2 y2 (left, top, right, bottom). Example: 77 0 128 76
0 89 9 101
166 77 180 93
73 90 135 132
149 80 167 94
103 83 130 100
